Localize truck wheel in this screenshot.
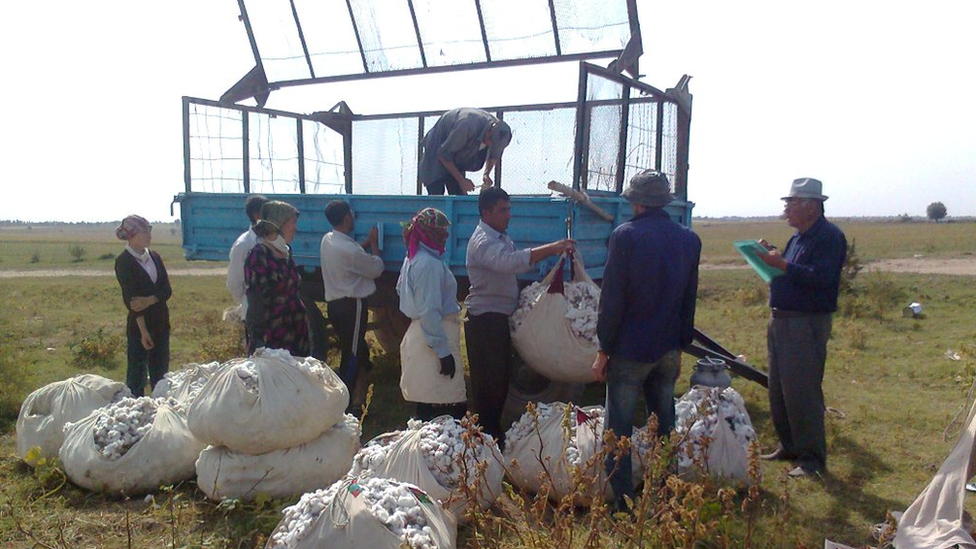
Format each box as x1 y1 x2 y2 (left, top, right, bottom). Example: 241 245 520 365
371 307 410 354
500 357 584 432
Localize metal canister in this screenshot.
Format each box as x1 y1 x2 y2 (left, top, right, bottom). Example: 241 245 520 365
690 357 732 389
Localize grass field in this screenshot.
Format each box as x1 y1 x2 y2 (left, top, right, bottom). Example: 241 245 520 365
1 220 975 548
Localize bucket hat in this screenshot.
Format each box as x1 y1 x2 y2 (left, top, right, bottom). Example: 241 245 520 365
621 170 674 207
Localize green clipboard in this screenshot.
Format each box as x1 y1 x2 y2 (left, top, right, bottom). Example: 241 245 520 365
734 240 785 283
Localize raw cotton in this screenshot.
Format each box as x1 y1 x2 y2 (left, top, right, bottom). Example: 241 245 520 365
16 374 130 460
351 416 504 519
671 386 757 481
152 362 221 404
266 476 456 549
510 253 601 383
90 397 167 460
510 281 600 346
59 397 205 495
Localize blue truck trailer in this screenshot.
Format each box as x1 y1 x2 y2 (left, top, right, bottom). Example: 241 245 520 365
175 0 766 397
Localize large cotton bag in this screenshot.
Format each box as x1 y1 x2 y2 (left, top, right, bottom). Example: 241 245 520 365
188 349 349 455
151 361 221 406
265 476 457 549
59 398 205 495
350 416 503 518
16 374 129 460
674 386 757 483
511 253 600 383
504 403 639 504
196 414 361 500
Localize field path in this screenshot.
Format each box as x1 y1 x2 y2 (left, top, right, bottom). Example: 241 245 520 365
1 257 973 278
0 267 227 278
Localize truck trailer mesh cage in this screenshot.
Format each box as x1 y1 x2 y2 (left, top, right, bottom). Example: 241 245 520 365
184 63 688 199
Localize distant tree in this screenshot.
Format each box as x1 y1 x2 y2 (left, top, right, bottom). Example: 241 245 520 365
926 201 947 222
898 213 912 223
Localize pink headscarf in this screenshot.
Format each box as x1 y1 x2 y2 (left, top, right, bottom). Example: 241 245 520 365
402 208 450 259
115 215 151 240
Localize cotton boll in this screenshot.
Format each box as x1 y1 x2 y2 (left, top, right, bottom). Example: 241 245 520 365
92 396 163 460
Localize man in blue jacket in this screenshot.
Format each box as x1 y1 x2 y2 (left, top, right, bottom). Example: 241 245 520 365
592 170 701 511
757 178 847 478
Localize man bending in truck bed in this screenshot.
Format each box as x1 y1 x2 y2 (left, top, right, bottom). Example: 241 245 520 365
418 108 512 196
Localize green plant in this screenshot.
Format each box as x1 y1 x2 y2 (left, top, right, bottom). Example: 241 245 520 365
29 250 40 263
98 252 115 260
862 271 906 322
839 238 863 295
194 311 247 363
0 345 25 432
68 244 87 263
70 327 123 370
733 285 767 307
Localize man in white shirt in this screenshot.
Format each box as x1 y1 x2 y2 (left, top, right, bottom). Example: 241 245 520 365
226 195 268 344
321 200 383 411
465 187 575 443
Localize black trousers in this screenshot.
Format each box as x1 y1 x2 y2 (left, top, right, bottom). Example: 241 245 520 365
415 402 468 422
299 270 329 361
424 175 464 196
327 297 372 404
126 331 169 397
464 311 513 443
767 313 833 473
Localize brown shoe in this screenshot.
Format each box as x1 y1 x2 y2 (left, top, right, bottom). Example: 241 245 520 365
760 448 792 461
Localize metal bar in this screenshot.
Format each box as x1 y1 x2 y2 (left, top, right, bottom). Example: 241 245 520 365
345 0 370 73
473 0 492 62
547 0 561 55
615 85 630 193
417 116 425 195
406 0 427 68
675 103 691 201
268 51 625 88
297 118 306 194
242 112 251 194
288 0 316 78
655 100 664 171
684 341 768 388
580 62 671 102
182 97 192 193
186 96 324 122
344 122 353 193
237 0 264 72
572 62 588 191
494 110 503 189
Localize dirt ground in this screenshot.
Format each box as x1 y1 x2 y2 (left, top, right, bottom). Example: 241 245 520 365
1 257 974 278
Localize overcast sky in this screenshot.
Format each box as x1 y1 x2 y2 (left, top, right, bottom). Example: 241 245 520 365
2 0 974 222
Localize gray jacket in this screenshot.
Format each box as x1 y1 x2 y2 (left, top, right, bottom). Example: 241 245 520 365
418 108 498 184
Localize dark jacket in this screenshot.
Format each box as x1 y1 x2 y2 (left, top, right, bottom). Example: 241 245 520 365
597 209 701 363
769 216 847 313
115 250 172 339
418 108 497 184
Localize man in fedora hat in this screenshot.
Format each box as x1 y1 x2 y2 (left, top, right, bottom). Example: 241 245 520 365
419 108 512 195
592 169 701 512
757 177 847 478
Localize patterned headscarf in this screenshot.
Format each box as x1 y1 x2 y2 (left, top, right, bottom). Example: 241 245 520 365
254 201 299 238
115 215 151 240
402 207 450 259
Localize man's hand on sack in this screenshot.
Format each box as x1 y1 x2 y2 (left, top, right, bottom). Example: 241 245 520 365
439 354 456 378
591 351 609 382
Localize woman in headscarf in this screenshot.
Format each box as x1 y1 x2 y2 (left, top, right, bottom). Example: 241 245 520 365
244 200 309 357
114 215 172 396
396 207 467 420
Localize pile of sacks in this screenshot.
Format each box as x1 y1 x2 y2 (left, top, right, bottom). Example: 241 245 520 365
59 396 205 494
189 348 357 500
672 386 758 482
503 402 641 504
351 416 503 518
510 253 600 383
16 374 130 461
265 474 456 549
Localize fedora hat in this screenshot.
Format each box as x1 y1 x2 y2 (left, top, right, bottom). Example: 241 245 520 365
782 178 828 201
622 170 674 207
486 119 512 159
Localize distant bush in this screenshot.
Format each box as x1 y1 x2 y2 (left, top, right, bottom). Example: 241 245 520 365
0 345 25 433
733 285 767 306
98 253 115 260
839 238 864 295
29 250 40 264
71 327 123 370
68 244 87 262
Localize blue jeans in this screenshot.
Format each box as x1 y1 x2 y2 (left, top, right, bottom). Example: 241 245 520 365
126 332 170 397
603 351 680 501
